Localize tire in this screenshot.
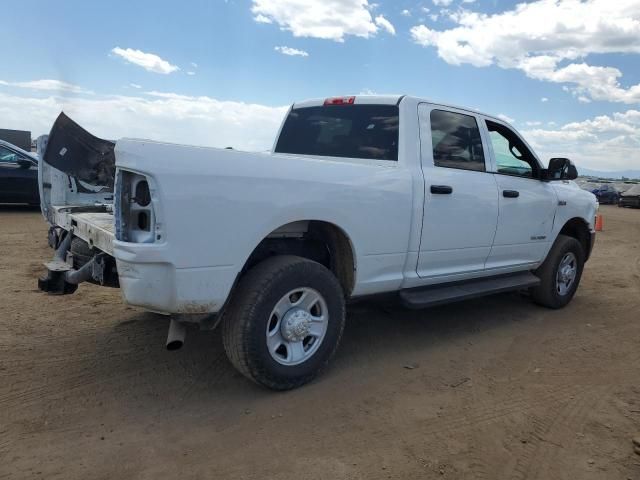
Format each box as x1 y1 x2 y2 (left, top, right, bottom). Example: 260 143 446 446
70 237 93 269
530 234 584 309
222 255 346 390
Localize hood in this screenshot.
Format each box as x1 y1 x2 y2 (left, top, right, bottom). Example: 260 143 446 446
44 112 115 191
621 185 640 197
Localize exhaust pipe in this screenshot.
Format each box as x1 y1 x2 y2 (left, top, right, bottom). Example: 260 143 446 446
166 318 187 351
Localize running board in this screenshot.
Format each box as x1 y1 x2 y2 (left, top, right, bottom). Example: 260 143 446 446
399 272 540 309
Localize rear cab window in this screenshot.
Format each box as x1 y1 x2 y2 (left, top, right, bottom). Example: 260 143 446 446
275 104 399 161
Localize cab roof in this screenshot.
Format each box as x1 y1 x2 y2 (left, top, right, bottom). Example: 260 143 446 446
291 95 509 125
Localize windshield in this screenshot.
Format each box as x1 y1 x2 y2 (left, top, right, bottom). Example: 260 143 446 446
274 104 399 161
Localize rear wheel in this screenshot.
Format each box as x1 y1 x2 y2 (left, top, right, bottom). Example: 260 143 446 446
222 255 345 390
530 234 584 309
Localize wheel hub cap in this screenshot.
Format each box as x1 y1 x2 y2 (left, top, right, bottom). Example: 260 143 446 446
556 252 577 296
281 309 312 342
266 287 329 366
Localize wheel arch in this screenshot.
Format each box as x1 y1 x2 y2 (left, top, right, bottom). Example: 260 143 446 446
240 220 357 297
558 217 591 260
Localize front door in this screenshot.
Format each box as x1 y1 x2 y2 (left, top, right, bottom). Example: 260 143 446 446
482 119 557 269
417 105 499 279
0 145 38 204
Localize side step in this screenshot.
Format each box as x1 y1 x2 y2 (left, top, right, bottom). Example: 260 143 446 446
399 272 540 309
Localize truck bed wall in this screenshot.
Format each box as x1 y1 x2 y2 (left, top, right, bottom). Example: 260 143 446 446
114 140 416 298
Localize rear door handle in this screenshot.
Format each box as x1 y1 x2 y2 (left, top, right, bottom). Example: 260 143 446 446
503 190 520 198
430 185 453 194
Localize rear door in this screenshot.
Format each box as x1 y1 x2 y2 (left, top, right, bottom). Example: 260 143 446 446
416 104 499 279
481 119 557 268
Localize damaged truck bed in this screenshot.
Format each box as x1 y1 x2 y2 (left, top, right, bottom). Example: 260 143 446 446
47 206 115 254
38 113 119 293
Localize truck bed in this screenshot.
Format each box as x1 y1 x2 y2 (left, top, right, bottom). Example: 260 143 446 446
50 206 115 255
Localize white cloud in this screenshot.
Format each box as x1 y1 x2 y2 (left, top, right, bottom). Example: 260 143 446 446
522 110 640 170
525 121 542 126
0 79 90 94
541 97 549 102
254 13 273 23
190 62 198 68
497 113 515 123
251 0 378 41
186 71 196 76
129 83 142 89
274 46 309 57
410 0 640 103
374 15 396 35
432 0 453 5
401 9 411 17
0 88 288 152
111 47 180 74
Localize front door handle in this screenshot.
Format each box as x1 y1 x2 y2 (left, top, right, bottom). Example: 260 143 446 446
431 185 453 194
503 190 520 198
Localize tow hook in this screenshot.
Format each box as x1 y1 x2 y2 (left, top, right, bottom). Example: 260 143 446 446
38 232 111 295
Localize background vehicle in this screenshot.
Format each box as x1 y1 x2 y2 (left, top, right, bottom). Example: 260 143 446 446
0 139 39 205
619 184 640 208
37 97 597 390
591 184 619 204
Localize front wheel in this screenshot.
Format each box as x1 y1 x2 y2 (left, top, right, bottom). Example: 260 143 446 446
530 234 585 309
222 256 346 390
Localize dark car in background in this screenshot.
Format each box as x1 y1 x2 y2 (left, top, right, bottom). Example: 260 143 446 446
591 184 620 204
0 139 40 205
619 185 640 208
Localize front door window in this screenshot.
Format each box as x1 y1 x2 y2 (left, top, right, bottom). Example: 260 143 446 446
486 121 539 178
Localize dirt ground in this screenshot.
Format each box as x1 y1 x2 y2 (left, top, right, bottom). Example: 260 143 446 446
1 205 639 479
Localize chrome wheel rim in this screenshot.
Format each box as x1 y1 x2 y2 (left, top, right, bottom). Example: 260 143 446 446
556 252 577 296
266 287 329 366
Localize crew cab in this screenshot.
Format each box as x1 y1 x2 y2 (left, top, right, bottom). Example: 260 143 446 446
38 95 597 390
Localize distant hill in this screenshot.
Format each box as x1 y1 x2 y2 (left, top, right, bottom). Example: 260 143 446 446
578 167 640 180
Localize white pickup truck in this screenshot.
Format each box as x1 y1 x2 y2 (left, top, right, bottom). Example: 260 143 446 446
38 95 597 390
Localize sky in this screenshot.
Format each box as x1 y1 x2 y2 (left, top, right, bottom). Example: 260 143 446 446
1 0 639 172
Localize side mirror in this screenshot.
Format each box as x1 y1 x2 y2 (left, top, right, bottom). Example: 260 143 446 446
546 157 578 180
17 158 34 169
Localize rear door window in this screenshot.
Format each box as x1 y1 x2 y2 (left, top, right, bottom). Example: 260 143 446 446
430 110 485 172
275 105 399 161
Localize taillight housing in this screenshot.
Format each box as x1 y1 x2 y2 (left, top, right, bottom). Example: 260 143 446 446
115 169 159 243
